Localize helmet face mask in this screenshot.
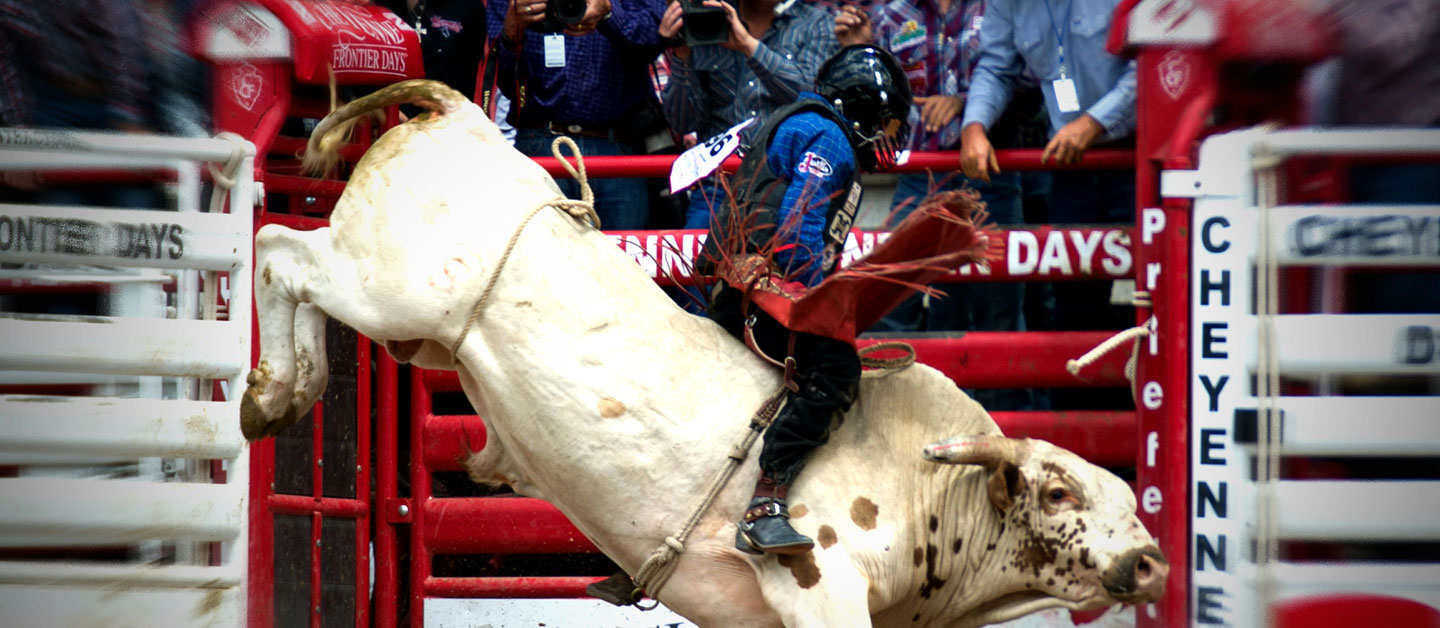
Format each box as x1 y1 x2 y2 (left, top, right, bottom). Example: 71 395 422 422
815 45 914 172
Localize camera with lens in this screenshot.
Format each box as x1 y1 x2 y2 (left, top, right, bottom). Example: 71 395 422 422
680 0 729 46
531 0 588 33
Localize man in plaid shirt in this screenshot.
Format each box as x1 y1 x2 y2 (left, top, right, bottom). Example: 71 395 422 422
836 0 1034 411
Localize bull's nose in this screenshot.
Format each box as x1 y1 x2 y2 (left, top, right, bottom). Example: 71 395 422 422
1133 552 1168 602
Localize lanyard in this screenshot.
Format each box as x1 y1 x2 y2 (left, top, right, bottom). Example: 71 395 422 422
1042 0 1071 78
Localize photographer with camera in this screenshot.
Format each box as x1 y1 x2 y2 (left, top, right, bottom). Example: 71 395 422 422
487 0 668 230
658 0 837 229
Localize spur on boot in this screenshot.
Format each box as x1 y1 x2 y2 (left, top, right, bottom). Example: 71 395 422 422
736 496 813 555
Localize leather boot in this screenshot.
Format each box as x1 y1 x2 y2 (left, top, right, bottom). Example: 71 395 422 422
735 474 813 555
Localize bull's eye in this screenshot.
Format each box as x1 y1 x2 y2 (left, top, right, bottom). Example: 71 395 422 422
1048 488 1068 502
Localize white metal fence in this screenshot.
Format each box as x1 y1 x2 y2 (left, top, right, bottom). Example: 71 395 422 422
1171 126 1440 626
0 129 254 627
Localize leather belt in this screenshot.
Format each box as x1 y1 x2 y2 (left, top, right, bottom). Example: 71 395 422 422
518 120 628 143
524 119 619 140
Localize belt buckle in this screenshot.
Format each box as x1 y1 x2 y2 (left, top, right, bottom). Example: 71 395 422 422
551 123 585 136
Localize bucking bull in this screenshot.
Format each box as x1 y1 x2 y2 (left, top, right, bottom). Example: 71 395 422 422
241 79 1166 628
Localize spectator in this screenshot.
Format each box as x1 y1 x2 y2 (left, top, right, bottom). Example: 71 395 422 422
488 0 668 230
701 45 911 554
1320 0 1440 315
380 0 488 102
660 0 837 229
138 0 211 138
0 0 162 209
1324 0 1440 205
959 0 1135 409
835 0 1038 410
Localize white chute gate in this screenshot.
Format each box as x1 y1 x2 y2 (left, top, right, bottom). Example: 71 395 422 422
1168 126 1440 626
0 130 256 627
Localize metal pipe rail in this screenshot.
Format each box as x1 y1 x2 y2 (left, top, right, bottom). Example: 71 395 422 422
610 226 1135 287
528 148 1136 179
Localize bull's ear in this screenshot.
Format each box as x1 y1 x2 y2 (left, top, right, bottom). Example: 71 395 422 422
923 435 1028 467
986 461 1026 512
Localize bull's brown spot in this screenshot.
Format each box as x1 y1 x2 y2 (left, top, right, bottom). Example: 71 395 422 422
597 398 625 418
928 515 939 532
918 542 946 599
1020 532 1061 577
912 547 923 567
850 497 879 530
777 552 821 588
817 525 837 549
952 538 963 554
262 266 272 285
789 504 809 519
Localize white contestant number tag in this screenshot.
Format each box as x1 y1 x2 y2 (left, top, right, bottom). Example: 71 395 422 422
544 34 566 67
1053 77 1080 113
669 117 755 194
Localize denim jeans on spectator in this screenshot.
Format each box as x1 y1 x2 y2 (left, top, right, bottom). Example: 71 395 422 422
514 128 650 230
870 170 1034 410
1046 169 1136 411
1045 169 1136 332
31 82 162 210
683 178 731 230
1346 160 1440 315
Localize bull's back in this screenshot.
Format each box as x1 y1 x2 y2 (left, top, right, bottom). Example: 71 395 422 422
791 363 1000 529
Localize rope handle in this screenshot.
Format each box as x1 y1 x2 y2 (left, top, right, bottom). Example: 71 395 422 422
631 386 787 601
859 341 916 378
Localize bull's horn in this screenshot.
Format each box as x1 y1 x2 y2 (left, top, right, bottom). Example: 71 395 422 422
923 435 1029 467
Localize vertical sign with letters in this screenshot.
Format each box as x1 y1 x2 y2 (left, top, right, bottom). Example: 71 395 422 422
1190 199 1253 626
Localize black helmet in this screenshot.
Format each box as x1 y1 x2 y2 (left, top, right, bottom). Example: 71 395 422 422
815 44 913 171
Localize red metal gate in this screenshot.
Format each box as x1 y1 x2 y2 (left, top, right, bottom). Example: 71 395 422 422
192 1 422 626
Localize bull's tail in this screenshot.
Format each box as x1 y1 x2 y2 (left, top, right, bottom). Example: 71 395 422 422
302 79 470 177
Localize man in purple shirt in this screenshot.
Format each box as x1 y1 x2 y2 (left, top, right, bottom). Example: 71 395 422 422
489 0 668 229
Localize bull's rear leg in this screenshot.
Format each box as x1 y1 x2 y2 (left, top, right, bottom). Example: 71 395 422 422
242 226 331 440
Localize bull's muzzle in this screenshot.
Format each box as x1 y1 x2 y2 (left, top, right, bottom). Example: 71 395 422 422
1103 547 1169 604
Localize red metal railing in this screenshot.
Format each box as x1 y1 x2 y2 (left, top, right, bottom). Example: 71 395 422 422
246 99 392 628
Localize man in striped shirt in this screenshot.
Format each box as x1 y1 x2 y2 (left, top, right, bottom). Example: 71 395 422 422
659 0 839 228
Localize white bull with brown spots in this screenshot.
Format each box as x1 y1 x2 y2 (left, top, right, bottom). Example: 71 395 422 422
242 79 1167 628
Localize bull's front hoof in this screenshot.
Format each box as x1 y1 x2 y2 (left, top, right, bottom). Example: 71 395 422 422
240 390 303 441
240 390 272 441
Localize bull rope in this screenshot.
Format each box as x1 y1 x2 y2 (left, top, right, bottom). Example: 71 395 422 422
448 137 602 362
631 386 788 604
629 349 918 603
